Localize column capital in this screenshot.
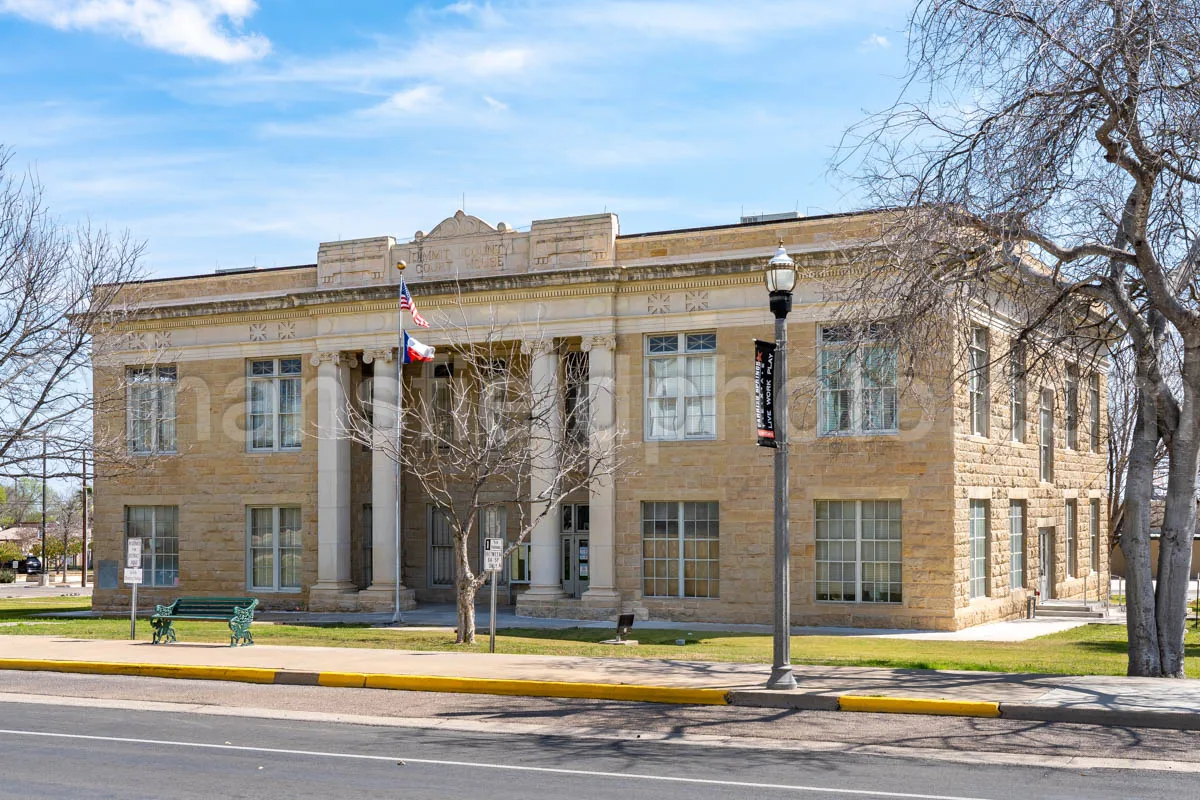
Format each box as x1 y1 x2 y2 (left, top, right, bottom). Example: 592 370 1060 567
310 351 358 368
581 335 616 353
362 348 396 365
522 338 557 358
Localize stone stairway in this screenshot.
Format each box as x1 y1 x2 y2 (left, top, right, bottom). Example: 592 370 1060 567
1034 600 1108 619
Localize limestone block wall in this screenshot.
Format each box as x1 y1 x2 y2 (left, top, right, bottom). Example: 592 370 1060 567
950 333 1108 629
612 321 959 629
92 355 319 612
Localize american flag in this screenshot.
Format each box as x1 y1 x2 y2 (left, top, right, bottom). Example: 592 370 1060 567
399 279 429 328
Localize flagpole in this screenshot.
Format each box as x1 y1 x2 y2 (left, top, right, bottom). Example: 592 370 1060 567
393 262 407 625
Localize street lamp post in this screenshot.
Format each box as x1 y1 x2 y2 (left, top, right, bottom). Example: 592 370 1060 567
765 241 797 690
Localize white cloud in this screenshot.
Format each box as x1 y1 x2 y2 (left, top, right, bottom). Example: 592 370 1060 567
0 0 270 62
367 85 443 116
859 33 890 51
483 95 507 112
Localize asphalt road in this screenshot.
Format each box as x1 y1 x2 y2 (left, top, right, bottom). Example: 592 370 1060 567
1 673 1198 799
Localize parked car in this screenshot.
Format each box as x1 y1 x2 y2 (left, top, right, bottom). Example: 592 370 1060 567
24 555 41 575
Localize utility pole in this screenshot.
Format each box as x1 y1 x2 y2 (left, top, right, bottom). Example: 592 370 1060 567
81 451 88 588
40 433 47 587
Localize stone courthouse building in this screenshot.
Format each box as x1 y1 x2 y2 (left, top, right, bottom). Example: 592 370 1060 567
91 209 1109 630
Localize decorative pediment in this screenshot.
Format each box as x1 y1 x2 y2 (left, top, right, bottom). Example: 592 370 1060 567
416 210 510 241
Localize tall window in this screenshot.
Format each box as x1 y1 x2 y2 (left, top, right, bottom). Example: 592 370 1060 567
968 327 990 436
248 358 302 451
127 365 177 454
1090 498 1101 574
428 506 454 587
1010 346 1026 443
1009 501 1026 590
428 362 455 443
1089 373 1101 451
818 326 898 435
1066 500 1078 578
645 332 717 441
1066 365 1079 450
815 500 903 603
969 500 989 598
1039 388 1055 482
247 506 302 591
641 501 720 598
125 506 179 587
361 504 373 587
564 351 590 447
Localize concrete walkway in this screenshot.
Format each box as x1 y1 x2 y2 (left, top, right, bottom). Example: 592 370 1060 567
1 634 1198 730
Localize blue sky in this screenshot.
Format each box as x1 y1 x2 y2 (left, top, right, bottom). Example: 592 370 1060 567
0 1 911 279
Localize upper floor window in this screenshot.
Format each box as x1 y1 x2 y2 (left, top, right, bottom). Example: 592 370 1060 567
1089 373 1101 452
1066 365 1079 450
1010 345 1027 443
427 361 455 444
564 351 590 447
818 325 898 436
127 365 177 454
1039 387 1055 482
645 332 716 441
968 326 989 436
248 358 302 451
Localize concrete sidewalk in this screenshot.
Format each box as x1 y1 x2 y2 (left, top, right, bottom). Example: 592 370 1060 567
1 634 1199 730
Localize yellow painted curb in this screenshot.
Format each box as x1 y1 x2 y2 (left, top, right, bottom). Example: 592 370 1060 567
361 674 730 705
838 694 1000 717
0 658 277 685
316 671 367 689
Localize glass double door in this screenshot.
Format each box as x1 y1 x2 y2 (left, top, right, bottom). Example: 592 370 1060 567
561 534 590 599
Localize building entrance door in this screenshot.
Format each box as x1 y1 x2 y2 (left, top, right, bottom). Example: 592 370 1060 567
561 534 590 599
1038 527 1054 599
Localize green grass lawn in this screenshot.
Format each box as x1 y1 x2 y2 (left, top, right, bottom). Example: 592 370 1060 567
2 597 1198 677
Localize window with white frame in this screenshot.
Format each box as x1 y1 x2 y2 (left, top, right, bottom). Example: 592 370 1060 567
969 500 989 598
247 506 302 591
641 501 719 598
1039 388 1055 482
1010 346 1027 443
428 506 454 587
1090 498 1101 573
968 327 989 436
564 351 590 447
127 365 177 454
125 506 179 587
248 358 302 451
815 500 902 603
1066 365 1079 450
645 332 717 441
1066 500 1078 578
1089 373 1101 452
1009 500 1026 590
818 326 898 435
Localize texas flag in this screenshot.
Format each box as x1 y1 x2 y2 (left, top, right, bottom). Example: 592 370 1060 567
403 331 435 363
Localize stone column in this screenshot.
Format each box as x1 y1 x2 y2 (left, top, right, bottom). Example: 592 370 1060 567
519 339 565 604
359 348 416 611
581 335 620 608
310 350 356 608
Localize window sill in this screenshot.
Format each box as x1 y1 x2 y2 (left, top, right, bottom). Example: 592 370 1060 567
817 430 900 439
815 599 903 606
129 451 178 457
644 437 718 444
246 448 304 455
249 588 301 594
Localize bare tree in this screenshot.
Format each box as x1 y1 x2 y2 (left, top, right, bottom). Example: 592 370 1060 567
345 305 620 644
0 146 144 482
835 1 1200 675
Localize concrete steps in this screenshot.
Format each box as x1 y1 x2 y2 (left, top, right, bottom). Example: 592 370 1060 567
1034 602 1108 619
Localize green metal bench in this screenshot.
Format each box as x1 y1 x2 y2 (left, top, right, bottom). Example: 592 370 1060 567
150 596 259 647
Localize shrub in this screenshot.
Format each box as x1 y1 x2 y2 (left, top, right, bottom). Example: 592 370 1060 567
0 569 15 584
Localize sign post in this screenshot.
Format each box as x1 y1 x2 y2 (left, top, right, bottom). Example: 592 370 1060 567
483 537 504 654
125 539 143 640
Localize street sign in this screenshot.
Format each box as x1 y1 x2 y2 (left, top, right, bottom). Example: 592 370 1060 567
123 567 143 585
483 537 504 572
126 538 142 569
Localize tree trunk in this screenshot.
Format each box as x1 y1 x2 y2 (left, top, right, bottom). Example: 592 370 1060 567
455 534 477 644
1155 344 1200 678
1122 352 1162 677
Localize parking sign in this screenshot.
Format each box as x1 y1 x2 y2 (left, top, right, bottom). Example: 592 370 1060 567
483 537 504 572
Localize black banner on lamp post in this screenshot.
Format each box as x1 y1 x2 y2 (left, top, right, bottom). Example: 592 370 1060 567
755 339 777 448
